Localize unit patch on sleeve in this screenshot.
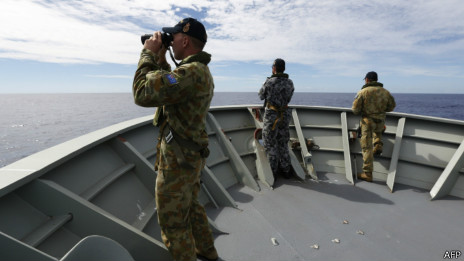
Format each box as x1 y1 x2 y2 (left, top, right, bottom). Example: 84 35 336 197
164 73 178 86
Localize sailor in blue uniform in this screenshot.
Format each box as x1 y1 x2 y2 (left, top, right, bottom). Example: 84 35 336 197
258 58 294 178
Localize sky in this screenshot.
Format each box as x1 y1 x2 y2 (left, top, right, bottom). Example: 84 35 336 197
0 0 463 94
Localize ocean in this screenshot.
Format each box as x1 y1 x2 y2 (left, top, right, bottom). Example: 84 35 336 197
1 92 463 167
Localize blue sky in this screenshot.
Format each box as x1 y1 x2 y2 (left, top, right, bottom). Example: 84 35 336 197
0 0 463 93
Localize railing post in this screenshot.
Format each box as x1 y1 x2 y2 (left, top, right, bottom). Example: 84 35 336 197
430 138 464 200
387 118 406 192
341 112 354 184
292 109 317 180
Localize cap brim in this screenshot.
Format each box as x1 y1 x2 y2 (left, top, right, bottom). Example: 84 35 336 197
162 26 181 34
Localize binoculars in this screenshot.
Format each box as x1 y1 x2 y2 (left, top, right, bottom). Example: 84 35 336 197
141 33 173 48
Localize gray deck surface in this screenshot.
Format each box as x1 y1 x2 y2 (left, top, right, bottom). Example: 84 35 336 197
207 172 464 261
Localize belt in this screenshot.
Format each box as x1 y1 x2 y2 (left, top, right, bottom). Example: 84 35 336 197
267 103 288 130
161 125 209 169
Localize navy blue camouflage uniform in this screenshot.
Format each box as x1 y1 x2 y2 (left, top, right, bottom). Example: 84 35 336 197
258 73 294 177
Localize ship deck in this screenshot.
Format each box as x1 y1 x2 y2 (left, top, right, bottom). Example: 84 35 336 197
1 106 463 261
208 172 464 261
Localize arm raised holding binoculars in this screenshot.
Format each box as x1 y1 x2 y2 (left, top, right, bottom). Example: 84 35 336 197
143 31 169 67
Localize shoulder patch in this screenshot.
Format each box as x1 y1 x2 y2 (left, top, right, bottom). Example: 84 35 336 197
164 73 178 85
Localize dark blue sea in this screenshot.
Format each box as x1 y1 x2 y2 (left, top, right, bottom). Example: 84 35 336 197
1 92 463 167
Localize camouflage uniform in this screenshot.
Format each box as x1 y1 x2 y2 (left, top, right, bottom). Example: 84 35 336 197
133 48 216 261
258 73 294 177
352 81 396 173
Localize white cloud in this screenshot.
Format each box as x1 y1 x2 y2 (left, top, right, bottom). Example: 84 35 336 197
0 0 463 78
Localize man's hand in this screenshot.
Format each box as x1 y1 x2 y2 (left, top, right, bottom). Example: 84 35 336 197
143 31 163 54
157 45 168 65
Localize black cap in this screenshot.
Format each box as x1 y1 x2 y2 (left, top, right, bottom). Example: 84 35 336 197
162 18 207 43
364 71 378 81
273 58 285 72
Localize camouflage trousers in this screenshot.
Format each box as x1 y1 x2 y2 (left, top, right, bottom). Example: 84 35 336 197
262 109 291 176
360 117 384 173
156 139 216 261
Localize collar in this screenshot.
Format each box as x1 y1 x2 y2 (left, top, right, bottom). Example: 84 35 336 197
271 73 289 78
362 81 384 89
179 51 211 66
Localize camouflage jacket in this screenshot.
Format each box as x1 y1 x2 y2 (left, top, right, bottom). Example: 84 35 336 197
352 81 396 119
258 73 294 107
133 49 214 147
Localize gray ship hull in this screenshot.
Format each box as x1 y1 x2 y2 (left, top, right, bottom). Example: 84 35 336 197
1 105 463 260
